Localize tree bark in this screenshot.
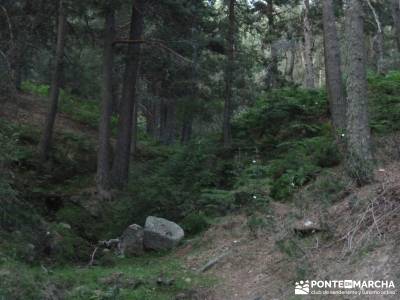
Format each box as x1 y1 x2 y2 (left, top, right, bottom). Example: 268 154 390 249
286 43 295 82
322 0 346 133
181 116 193 144
265 0 279 89
145 101 157 137
159 97 168 143
345 0 373 185
366 0 384 74
38 0 67 162
96 3 115 194
223 0 235 148
131 100 138 154
159 98 176 145
391 0 400 52
303 0 315 89
111 0 144 188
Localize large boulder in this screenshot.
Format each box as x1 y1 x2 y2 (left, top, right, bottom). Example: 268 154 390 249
119 224 144 257
143 216 184 251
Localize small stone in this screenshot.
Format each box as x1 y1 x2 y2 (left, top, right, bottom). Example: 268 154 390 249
119 224 144 257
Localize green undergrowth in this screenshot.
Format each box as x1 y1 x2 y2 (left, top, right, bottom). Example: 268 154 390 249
0 254 214 300
21 81 118 129
0 73 398 296
369 71 400 133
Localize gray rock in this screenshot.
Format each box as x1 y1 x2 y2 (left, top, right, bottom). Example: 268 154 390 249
119 224 144 256
293 218 322 235
144 216 184 250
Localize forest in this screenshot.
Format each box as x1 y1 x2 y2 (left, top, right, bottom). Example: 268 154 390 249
1 0 400 299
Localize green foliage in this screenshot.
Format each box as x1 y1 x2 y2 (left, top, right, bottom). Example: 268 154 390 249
119 139 237 225
234 88 327 148
294 171 348 206
21 81 50 97
198 189 236 215
47 223 92 263
369 72 400 133
232 88 342 201
0 121 19 200
0 255 213 300
22 81 117 129
182 212 211 235
276 238 304 258
0 262 45 300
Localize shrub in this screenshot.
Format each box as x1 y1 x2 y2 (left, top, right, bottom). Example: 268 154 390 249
182 212 211 235
369 72 400 133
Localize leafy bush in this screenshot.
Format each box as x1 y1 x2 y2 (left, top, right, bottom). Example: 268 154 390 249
182 212 211 235
22 81 117 129
234 87 327 148
21 81 49 96
369 72 400 133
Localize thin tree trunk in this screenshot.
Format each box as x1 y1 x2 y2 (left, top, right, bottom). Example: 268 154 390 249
181 116 193 144
265 0 279 89
96 3 115 195
166 99 176 144
38 0 67 162
159 97 168 143
303 0 315 89
181 25 197 144
286 45 295 82
322 0 346 133
159 98 176 145
111 0 144 188
144 99 156 137
223 0 235 148
131 100 138 154
391 0 400 52
345 0 373 185
367 0 384 74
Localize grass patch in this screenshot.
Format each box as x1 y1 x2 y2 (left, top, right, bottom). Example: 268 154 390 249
0 254 214 300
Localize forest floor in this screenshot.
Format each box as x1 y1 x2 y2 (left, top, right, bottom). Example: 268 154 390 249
1 92 98 137
183 161 400 299
2 91 400 299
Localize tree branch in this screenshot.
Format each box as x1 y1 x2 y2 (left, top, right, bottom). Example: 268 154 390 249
113 39 193 65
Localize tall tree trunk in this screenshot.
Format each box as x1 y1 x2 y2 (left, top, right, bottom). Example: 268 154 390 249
322 0 346 132
166 99 177 144
303 0 315 89
38 0 67 162
131 100 138 154
223 0 235 148
111 0 144 188
96 3 115 195
265 0 279 89
286 43 295 82
159 97 168 143
181 26 198 144
159 98 176 145
345 0 373 186
367 0 384 74
181 116 193 144
144 98 157 137
391 0 400 52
